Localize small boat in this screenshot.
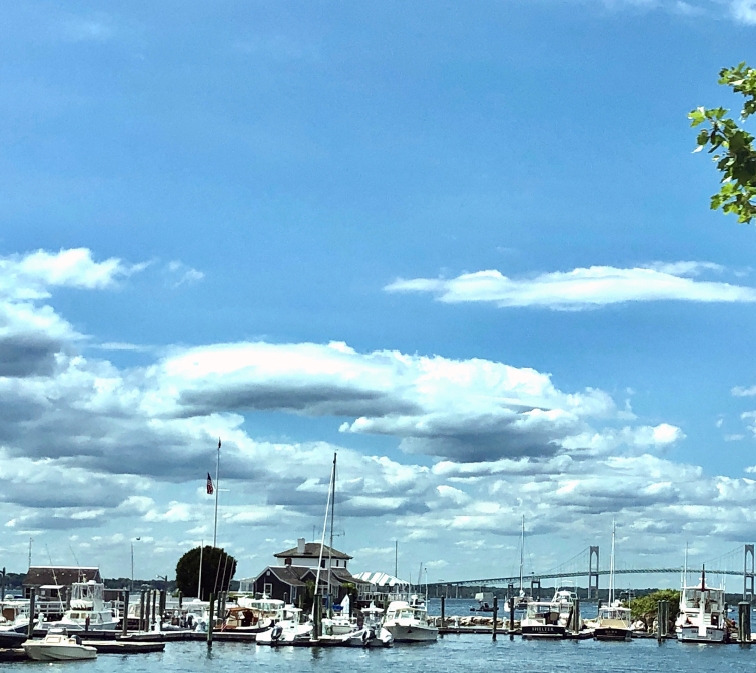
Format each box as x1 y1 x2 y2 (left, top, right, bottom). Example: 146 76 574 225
343 604 393 647
520 600 566 638
255 606 312 644
0 599 32 634
470 592 495 612
384 595 438 642
676 567 727 643
23 628 97 661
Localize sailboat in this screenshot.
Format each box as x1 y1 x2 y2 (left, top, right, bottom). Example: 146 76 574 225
593 520 632 641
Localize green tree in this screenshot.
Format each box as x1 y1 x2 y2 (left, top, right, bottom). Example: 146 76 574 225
690 62 756 223
629 589 680 629
175 546 237 599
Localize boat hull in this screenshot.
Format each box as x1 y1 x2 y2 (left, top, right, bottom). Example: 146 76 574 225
679 626 726 643
0 630 27 647
385 624 438 642
521 624 566 639
594 627 632 641
23 643 97 661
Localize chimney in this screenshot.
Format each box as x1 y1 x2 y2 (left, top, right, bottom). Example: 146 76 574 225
297 538 306 554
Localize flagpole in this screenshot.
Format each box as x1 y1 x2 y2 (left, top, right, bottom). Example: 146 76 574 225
213 438 220 548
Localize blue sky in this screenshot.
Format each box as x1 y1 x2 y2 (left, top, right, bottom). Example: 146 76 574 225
3 0 756 588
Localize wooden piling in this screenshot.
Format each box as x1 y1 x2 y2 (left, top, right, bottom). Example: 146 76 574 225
508 596 515 639
151 590 157 631
572 598 580 633
139 591 146 632
122 590 130 637
27 589 35 639
178 591 183 609
207 593 214 647
739 601 751 643
492 596 498 641
440 595 445 631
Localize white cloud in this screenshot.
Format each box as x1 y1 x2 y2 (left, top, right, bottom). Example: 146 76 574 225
731 0 756 23
166 261 205 288
732 385 756 397
385 263 756 310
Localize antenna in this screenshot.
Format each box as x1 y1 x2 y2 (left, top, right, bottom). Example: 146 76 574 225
70 545 80 567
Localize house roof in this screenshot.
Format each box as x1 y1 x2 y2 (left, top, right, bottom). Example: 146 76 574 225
24 567 102 587
256 565 311 588
254 565 368 588
274 543 351 560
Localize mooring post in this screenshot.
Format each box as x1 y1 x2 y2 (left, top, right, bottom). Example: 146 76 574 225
27 589 36 639
158 590 165 632
1 567 5 602
739 602 751 643
139 591 146 632
179 591 183 609
151 590 157 631
508 595 515 639
122 590 130 637
440 595 445 632
207 592 214 647
492 596 498 641
572 598 580 633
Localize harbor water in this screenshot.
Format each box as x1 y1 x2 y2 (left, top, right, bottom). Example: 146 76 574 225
10 634 756 673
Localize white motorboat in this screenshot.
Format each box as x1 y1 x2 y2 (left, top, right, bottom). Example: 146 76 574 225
0 599 32 635
676 567 727 643
256 606 312 644
23 629 97 661
343 604 393 647
47 581 118 631
384 595 438 642
520 600 566 638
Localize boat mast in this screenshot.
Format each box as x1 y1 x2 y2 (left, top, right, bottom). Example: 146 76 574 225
519 515 525 594
213 438 221 548
312 456 335 622
683 541 688 589
327 452 336 617
609 519 616 605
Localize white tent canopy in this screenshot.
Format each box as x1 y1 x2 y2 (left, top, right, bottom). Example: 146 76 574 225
353 571 410 588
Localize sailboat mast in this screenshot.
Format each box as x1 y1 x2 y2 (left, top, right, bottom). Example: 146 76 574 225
519 515 525 593
213 438 221 548
327 452 336 616
312 458 335 622
609 519 616 605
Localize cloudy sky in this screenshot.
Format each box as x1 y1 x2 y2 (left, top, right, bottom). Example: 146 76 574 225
2 1 756 588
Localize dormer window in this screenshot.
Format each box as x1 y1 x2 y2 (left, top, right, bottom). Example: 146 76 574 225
285 557 292 566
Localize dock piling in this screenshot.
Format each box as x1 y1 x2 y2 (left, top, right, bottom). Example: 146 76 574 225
739 601 751 643
508 596 514 639
492 596 498 641
27 589 35 639
207 592 214 647
440 595 445 631
139 590 146 632
122 590 129 637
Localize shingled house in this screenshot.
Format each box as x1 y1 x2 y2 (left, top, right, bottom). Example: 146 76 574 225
23 566 102 600
243 539 368 605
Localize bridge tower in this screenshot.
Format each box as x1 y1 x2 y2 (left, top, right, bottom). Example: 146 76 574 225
745 544 755 603
588 546 600 600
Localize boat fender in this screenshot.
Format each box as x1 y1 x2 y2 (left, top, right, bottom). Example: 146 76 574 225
325 625 332 636
271 625 283 641
361 629 369 642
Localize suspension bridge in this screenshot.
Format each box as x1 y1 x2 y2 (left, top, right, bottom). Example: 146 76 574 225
437 543 756 600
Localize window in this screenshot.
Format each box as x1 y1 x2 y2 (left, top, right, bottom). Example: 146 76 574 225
334 560 339 567
263 583 273 596
320 559 325 568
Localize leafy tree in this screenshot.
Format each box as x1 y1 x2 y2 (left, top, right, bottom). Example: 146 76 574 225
629 589 680 629
690 62 756 223
175 546 236 599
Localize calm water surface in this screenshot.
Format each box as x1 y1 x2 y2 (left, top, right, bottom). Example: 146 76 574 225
5 636 755 673
5 599 755 672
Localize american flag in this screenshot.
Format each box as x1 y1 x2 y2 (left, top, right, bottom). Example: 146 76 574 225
206 472 214 495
